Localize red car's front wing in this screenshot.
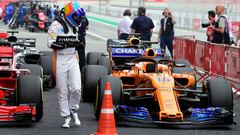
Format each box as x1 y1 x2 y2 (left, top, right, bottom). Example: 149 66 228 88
0 105 36 122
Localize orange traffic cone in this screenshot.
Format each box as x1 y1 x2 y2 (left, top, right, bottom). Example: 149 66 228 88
93 82 118 135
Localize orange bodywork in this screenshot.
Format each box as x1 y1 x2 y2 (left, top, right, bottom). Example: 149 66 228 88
111 61 196 121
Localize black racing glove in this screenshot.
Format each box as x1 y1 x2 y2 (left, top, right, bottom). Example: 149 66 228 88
52 36 84 49
54 36 79 48
65 40 84 49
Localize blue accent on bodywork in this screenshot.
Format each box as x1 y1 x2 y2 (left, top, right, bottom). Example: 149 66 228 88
115 105 151 120
191 107 229 121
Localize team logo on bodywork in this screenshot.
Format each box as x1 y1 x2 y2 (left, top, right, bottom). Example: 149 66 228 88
112 48 162 57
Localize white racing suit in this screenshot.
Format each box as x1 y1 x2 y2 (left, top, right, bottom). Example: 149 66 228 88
47 19 81 117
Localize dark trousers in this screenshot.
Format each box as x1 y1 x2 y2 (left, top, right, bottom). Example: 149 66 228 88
135 33 152 47
160 36 173 57
19 15 24 27
139 33 152 41
4 14 10 24
119 33 129 40
77 38 86 72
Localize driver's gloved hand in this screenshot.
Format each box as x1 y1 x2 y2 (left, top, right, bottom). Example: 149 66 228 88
65 40 80 48
66 40 84 49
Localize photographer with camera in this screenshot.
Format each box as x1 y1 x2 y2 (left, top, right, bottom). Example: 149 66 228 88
211 5 231 45
202 10 216 42
158 8 176 58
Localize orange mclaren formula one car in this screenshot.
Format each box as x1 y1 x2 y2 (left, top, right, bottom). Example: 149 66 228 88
82 38 234 125
0 33 43 122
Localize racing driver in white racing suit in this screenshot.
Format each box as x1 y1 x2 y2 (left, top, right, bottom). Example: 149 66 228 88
47 2 85 128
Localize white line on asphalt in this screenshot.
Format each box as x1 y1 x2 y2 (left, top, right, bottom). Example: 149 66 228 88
88 18 116 28
86 31 107 41
0 25 107 41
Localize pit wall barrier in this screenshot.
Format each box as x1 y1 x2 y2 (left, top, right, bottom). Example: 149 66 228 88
173 36 240 98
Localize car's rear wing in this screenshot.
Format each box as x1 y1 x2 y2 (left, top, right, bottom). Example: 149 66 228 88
107 39 163 57
111 47 163 58
107 39 158 49
107 39 128 48
16 38 36 47
4 31 36 47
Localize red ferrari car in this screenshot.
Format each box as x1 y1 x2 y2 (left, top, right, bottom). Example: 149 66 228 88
0 34 43 122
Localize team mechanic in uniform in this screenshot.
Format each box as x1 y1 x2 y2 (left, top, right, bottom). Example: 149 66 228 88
47 2 85 128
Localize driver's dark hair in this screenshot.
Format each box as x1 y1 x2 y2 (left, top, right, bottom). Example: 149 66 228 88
138 7 146 16
123 9 131 16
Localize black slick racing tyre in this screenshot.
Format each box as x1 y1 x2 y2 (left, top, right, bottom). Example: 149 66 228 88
17 75 43 122
82 65 108 102
19 64 43 79
40 51 53 56
94 76 122 120
40 55 53 75
98 56 112 74
206 78 233 123
207 78 233 110
87 52 104 65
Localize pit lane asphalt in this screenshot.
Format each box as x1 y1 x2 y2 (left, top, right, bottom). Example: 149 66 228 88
0 21 239 135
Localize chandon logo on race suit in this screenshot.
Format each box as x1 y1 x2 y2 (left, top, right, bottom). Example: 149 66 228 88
112 48 163 57
56 36 77 42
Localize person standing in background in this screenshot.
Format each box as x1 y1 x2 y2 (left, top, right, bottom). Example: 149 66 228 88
19 3 26 27
131 7 155 41
33 5 40 15
77 8 89 71
223 8 234 44
158 8 176 58
117 9 133 40
5 4 14 25
201 10 216 42
45 5 51 19
54 5 60 19
212 5 230 45
9 2 19 29
50 5 56 20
